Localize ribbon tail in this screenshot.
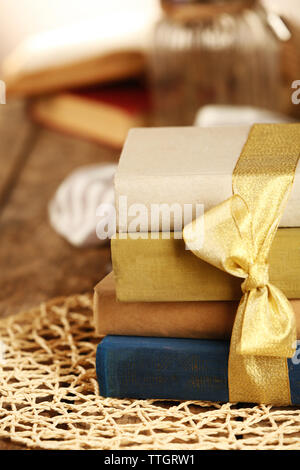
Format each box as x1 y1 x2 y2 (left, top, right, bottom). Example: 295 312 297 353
236 285 296 358
229 298 292 405
184 124 300 404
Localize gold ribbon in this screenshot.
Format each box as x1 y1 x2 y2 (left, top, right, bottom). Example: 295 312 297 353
183 124 300 404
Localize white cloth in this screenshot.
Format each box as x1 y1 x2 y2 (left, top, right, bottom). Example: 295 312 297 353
195 105 295 127
49 164 116 247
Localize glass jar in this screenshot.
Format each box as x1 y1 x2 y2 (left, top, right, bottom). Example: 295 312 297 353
149 0 282 125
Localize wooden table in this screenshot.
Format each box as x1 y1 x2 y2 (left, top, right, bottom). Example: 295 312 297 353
0 101 118 449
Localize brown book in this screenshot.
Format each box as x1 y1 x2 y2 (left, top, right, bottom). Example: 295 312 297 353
94 273 300 339
4 52 145 99
30 81 151 148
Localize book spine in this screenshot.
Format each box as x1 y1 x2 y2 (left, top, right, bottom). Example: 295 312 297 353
112 230 300 302
96 336 300 404
96 336 230 402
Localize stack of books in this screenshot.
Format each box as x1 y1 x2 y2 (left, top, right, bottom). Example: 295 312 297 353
1 9 158 148
94 126 300 403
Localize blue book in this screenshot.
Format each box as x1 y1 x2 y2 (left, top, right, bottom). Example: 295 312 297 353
96 336 300 404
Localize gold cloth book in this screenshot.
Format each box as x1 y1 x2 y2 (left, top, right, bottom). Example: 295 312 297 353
94 273 300 339
112 229 300 302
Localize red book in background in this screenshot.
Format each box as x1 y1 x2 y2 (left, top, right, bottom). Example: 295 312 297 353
30 80 152 149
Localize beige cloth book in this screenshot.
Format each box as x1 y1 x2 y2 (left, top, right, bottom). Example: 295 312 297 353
115 126 300 231
112 229 300 302
94 273 300 339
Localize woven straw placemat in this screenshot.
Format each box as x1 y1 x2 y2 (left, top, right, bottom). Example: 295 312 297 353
1 294 300 450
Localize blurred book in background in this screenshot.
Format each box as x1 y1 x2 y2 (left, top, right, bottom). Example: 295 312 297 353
1 8 159 98
30 81 152 149
1 6 160 148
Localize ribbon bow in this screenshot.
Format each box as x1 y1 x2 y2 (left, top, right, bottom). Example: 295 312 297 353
183 124 300 404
